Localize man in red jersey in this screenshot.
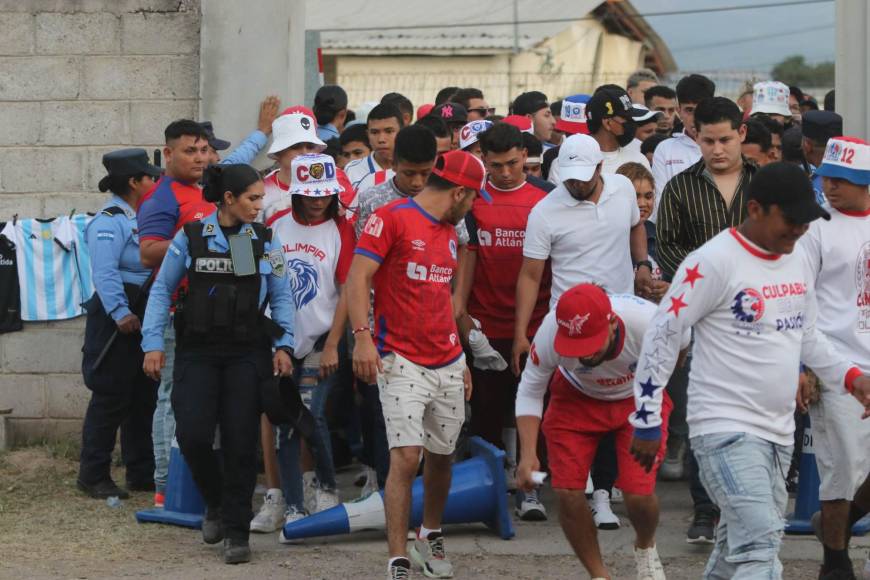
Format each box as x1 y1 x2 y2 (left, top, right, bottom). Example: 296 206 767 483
454 122 553 521
348 150 490 580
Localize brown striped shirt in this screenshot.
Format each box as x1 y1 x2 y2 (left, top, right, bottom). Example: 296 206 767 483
655 158 757 279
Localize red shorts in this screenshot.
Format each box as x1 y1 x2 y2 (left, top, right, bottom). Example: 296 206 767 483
541 370 672 496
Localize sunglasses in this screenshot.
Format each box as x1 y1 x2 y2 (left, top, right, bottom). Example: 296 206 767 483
468 107 496 117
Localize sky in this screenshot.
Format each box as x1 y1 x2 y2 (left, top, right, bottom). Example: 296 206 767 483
631 0 835 72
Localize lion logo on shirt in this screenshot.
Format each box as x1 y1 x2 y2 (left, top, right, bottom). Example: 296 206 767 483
731 288 765 323
287 258 319 309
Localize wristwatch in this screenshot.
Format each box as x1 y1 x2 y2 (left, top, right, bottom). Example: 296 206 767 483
275 346 293 356
635 260 653 271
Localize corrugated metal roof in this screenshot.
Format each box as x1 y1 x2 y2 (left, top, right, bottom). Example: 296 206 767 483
323 31 539 52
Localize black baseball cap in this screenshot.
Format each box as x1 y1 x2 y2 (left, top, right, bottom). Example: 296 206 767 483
586 87 647 123
430 102 468 127
199 121 231 151
802 110 843 143
513 91 549 116
98 148 161 192
748 162 830 224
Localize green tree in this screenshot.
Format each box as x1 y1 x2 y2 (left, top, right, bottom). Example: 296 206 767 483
771 55 834 86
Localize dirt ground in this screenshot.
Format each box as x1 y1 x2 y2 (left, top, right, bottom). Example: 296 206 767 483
0 443 864 579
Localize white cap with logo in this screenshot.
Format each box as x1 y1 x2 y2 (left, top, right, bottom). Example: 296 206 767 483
268 113 327 159
557 134 604 182
752 81 791 117
289 153 343 197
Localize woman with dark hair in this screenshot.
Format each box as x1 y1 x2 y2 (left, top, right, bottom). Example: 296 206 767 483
141 163 295 564
265 153 355 531
78 149 162 500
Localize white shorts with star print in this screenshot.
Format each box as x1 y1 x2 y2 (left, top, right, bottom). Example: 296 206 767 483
377 352 466 455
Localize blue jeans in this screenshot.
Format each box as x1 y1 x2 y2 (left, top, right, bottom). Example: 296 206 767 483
276 350 338 512
152 325 176 493
692 432 792 580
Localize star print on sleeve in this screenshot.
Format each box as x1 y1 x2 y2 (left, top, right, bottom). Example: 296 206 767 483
634 403 652 424
643 347 665 373
652 320 677 344
667 293 688 317
638 377 660 398
683 264 704 288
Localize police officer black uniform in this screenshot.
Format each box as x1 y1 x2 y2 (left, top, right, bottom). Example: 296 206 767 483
78 149 162 499
141 164 295 565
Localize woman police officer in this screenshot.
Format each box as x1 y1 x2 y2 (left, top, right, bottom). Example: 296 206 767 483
141 163 295 565
78 149 162 499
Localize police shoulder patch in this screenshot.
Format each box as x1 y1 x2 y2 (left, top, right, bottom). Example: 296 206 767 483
269 248 285 278
205 223 215 234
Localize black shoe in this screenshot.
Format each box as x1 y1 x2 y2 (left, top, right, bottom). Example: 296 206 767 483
202 506 224 545
223 538 251 564
687 510 717 544
76 478 130 500
126 480 156 492
819 567 857 580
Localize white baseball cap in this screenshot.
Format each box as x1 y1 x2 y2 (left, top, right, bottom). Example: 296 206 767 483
752 81 791 117
267 113 326 159
631 104 663 123
289 154 344 197
459 120 493 151
557 134 603 182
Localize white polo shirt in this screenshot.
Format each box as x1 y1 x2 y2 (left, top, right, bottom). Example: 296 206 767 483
650 132 701 222
524 173 640 307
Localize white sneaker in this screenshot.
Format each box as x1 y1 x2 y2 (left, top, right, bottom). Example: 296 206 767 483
359 467 379 499
410 532 454 578
611 487 624 503
303 471 317 514
314 487 340 513
515 488 547 521
278 506 307 544
249 488 286 532
591 489 620 530
468 328 508 372
634 545 666 580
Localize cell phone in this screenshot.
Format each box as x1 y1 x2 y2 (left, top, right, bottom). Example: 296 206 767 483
228 234 257 277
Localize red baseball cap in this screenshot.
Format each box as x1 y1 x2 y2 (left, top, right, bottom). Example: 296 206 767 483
431 150 492 203
501 115 533 133
417 103 434 119
553 284 614 358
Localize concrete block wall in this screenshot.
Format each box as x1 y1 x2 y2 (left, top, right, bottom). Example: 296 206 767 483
0 0 201 445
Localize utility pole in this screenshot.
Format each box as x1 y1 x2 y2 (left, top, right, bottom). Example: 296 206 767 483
835 0 869 139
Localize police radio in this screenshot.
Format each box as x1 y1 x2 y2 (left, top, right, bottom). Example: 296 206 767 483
228 234 257 277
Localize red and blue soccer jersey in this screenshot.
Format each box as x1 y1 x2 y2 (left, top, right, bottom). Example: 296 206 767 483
355 197 463 368
465 181 551 338
137 176 215 241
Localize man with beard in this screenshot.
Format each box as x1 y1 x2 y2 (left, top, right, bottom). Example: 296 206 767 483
348 150 490 580
516 283 688 580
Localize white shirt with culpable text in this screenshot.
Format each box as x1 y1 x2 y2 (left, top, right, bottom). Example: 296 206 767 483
799 206 870 372
630 228 859 447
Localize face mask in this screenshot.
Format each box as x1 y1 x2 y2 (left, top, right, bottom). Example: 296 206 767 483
616 120 637 148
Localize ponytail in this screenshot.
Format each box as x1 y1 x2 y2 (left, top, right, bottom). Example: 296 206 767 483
202 163 261 204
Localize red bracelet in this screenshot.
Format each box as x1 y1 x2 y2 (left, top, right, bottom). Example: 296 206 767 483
352 326 372 336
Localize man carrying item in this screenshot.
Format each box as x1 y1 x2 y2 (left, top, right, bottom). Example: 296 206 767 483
453 122 552 520
348 150 490 580
517 284 686 580
800 137 870 580
631 162 870 580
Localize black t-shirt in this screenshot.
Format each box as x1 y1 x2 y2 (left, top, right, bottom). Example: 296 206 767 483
0 223 23 333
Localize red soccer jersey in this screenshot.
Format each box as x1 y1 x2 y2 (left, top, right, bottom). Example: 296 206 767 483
355 197 463 367
466 180 551 338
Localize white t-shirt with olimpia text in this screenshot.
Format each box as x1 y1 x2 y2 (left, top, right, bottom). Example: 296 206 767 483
266 209 355 358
